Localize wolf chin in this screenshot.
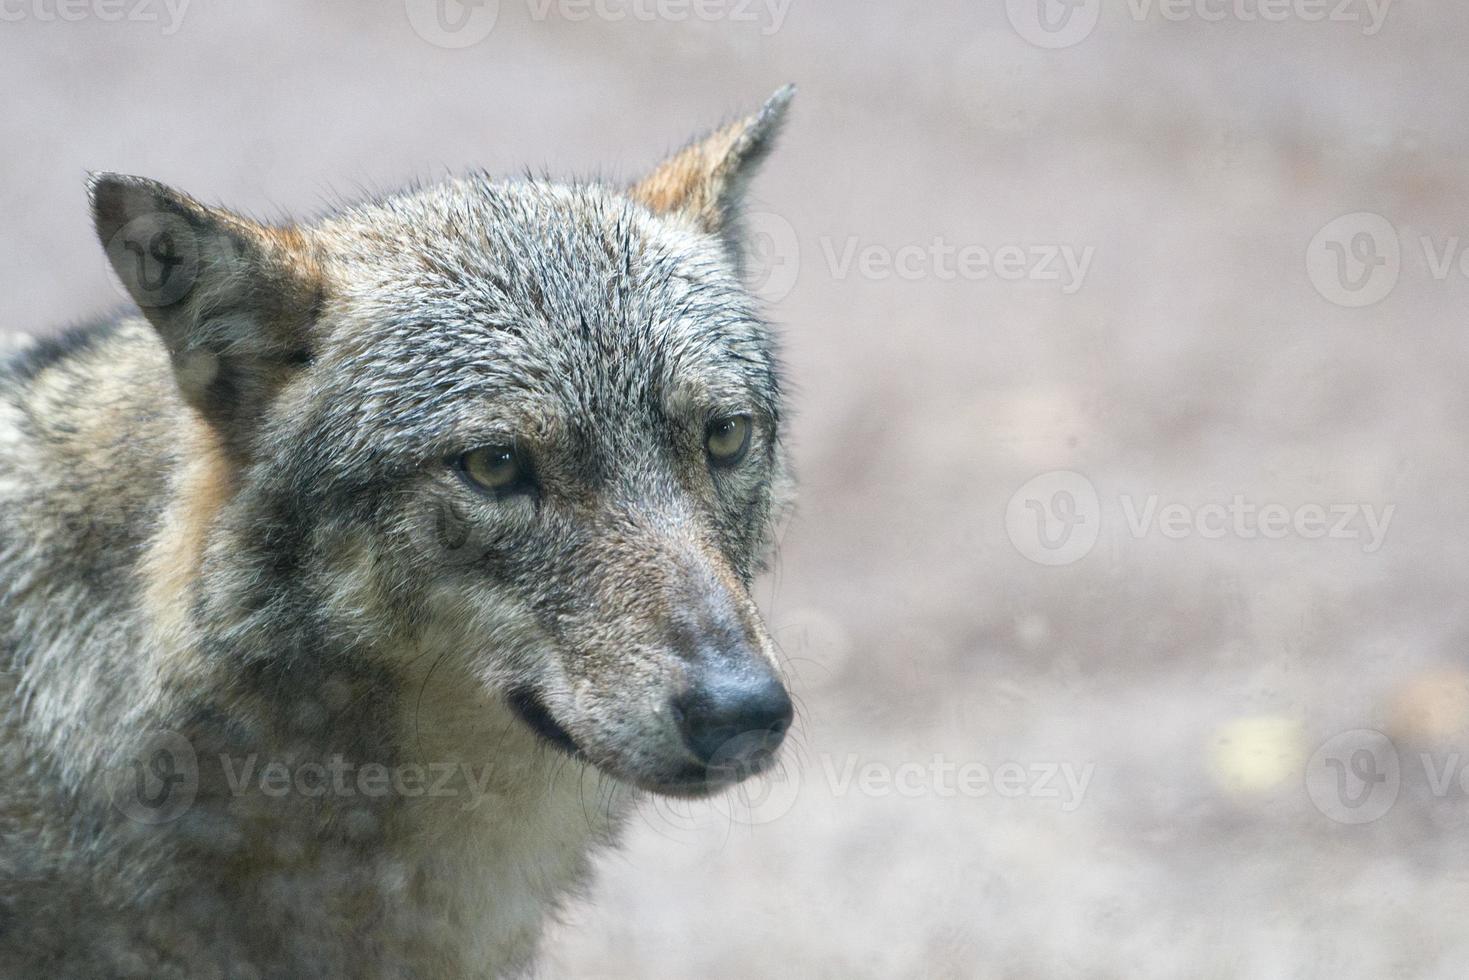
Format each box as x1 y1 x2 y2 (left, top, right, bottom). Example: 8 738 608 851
0 87 796 978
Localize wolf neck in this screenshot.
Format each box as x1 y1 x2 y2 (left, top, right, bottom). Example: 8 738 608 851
134 572 630 976
127 429 632 976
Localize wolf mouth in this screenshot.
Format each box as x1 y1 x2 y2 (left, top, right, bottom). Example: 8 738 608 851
506 687 583 758
504 687 786 798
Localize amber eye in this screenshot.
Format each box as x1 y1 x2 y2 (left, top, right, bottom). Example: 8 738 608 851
705 415 752 467
457 445 532 495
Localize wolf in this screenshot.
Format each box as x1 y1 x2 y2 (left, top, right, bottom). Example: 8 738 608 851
0 87 797 979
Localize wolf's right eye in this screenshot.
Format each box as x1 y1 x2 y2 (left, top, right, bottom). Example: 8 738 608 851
705 415 752 467
457 445 533 496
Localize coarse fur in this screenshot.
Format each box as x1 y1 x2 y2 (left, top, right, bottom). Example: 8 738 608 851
0 87 796 979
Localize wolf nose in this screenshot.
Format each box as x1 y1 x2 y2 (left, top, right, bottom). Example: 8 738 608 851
672 669 794 768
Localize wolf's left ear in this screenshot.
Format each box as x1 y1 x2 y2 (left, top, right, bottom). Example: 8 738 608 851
89 173 321 455
630 85 794 264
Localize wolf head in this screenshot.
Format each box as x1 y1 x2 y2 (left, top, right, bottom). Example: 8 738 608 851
89 88 796 798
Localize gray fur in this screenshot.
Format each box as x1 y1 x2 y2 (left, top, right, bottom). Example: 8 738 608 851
0 88 795 978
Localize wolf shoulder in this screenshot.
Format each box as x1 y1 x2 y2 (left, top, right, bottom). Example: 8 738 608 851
0 315 181 595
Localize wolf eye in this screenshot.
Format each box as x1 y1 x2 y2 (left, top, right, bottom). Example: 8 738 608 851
705 415 752 467
457 445 532 496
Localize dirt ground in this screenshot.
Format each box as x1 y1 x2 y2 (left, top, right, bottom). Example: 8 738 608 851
4 1 1469 976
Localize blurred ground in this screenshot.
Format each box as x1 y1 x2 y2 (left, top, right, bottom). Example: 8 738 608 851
5 1 1469 976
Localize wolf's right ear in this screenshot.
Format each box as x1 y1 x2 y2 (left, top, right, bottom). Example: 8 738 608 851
89 173 321 455
630 85 794 268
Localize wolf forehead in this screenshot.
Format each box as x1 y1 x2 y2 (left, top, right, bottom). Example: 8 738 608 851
298 178 782 449
91 86 794 463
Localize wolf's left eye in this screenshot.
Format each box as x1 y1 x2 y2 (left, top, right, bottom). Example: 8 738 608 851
457 445 533 496
705 415 752 467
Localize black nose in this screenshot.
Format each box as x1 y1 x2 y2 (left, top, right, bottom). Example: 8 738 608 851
672 668 793 769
